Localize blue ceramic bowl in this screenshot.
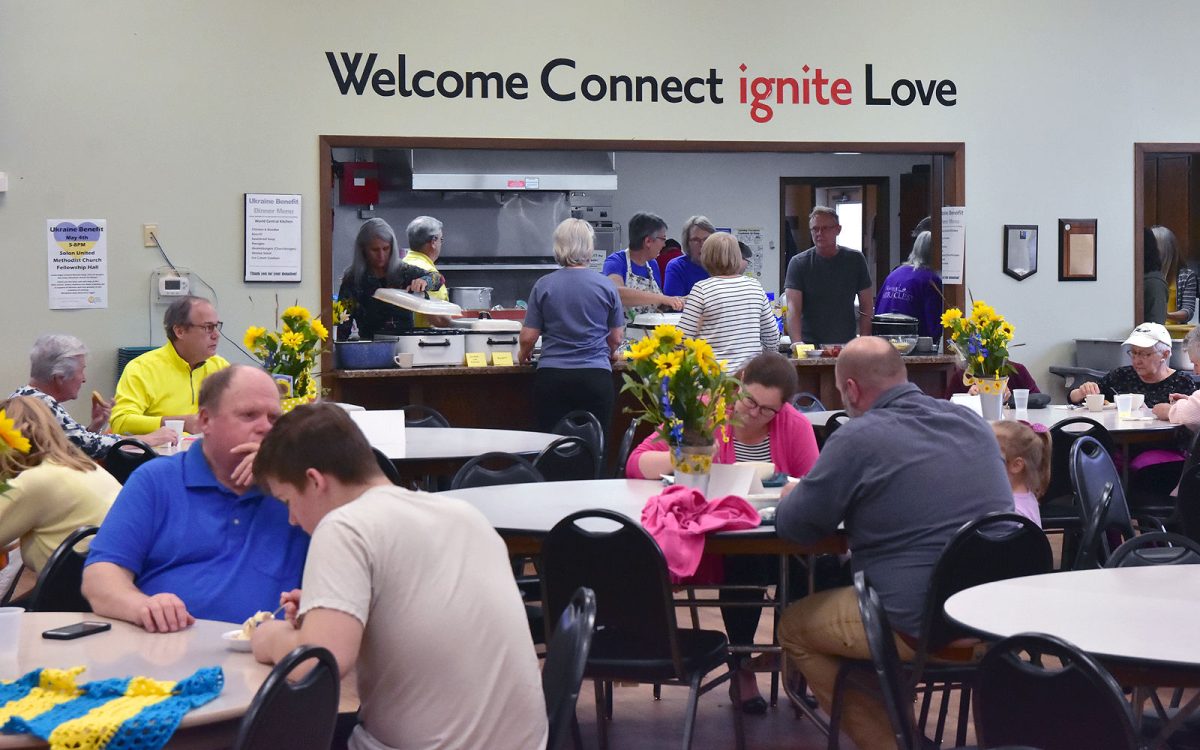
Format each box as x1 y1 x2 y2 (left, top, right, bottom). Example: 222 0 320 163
334 340 396 370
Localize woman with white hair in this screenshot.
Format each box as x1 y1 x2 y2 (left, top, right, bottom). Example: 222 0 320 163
1069 322 1195 406
403 215 452 328
874 230 944 338
336 217 439 339
519 218 624 434
10 334 174 459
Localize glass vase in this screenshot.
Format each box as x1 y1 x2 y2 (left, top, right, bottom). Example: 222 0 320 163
670 443 713 495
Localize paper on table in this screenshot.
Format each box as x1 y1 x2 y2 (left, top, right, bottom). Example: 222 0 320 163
349 409 407 457
950 393 984 418
707 463 760 499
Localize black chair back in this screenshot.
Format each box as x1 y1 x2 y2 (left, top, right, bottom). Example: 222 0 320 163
916 513 1052 660
1070 438 1137 566
450 451 544 490
534 436 599 482
541 509 681 676
27 526 99 612
790 391 826 413
1105 530 1200 567
613 421 639 479
1179 460 1200 544
1045 417 1113 503
232 645 341 750
403 404 450 428
853 571 918 750
542 587 596 750
1073 483 1120 570
975 633 1140 750
818 411 851 449
552 410 605 465
371 447 403 486
103 438 158 484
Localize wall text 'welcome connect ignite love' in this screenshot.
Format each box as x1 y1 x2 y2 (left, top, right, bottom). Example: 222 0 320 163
326 53 958 124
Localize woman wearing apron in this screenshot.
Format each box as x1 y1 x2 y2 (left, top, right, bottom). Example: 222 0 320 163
602 211 685 323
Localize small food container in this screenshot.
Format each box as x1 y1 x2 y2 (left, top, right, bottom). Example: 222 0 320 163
393 329 466 367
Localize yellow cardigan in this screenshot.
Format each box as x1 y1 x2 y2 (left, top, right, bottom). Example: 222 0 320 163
110 343 229 434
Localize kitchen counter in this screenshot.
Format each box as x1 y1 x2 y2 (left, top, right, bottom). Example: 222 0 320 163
327 354 958 472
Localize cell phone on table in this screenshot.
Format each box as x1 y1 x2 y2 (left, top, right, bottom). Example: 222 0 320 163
42 621 111 640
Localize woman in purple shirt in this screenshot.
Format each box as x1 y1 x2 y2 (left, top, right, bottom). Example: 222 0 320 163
875 231 944 338
519 219 625 435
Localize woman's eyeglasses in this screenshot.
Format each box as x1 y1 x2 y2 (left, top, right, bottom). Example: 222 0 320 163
741 394 780 417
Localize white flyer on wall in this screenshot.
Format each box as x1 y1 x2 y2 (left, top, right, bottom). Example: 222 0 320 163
734 227 765 279
245 193 302 281
941 206 966 284
47 219 108 309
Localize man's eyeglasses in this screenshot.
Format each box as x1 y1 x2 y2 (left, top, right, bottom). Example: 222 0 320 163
187 322 223 334
651 234 669 242
741 394 780 417
810 225 839 234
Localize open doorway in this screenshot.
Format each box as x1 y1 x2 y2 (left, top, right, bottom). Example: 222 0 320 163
1134 144 1200 329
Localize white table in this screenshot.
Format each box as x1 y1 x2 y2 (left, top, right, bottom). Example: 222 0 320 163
945 567 1200 748
804 405 1183 437
0 614 272 749
369 427 559 462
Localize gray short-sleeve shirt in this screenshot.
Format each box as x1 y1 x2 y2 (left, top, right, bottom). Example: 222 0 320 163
784 246 872 344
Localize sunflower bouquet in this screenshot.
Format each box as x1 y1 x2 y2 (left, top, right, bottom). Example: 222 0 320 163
941 299 1015 389
0 409 30 494
244 305 329 403
620 325 740 449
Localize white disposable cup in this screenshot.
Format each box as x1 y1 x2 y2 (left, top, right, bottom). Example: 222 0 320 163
393 352 414 368
1115 393 1134 419
163 420 185 454
1130 393 1145 414
1085 394 1104 412
0 607 23 654
1013 389 1030 411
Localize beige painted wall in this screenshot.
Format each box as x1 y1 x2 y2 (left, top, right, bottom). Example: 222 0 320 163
2 0 1196 421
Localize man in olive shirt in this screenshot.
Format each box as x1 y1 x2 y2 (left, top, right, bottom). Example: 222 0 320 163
784 206 874 344
775 336 1010 749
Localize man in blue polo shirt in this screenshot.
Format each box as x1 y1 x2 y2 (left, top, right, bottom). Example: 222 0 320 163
83 365 309 632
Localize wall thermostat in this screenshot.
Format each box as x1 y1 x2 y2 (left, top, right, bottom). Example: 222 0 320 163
158 274 190 296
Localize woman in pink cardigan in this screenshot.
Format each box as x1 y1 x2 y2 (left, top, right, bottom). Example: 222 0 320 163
625 352 819 713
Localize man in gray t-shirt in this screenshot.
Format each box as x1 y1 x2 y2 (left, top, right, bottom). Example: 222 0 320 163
775 336 1011 750
784 207 874 344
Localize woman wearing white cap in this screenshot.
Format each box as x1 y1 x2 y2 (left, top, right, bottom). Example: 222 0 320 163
1068 322 1196 407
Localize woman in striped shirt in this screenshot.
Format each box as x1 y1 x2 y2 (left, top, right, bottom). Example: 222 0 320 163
679 232 779 372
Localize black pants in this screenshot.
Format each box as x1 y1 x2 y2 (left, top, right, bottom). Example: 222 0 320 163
533 367 615 440
720 554 850 647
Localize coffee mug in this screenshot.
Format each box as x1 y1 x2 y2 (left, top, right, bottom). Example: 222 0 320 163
1084 393 1104 412
393 352 414 368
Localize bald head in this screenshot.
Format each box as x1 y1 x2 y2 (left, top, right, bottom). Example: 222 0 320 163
835 337 909 416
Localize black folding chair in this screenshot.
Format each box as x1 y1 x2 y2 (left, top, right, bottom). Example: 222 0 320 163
1040 417 1113 560
828 513 1053 749
552 410 605 467
102 438 158 484
26 526 98 613
402 404 450 428
790 391 826 413
1105 530 1200 568
534 436 600 482
613 421 640 479
1070 437 1164 569
371 447 403 486
1179 460 1200 544
817 411 851 449
543 587 597 750
974 633 1140 750
450 451 544 490
541 509 745 750
830 571 919 750
232 645 341 750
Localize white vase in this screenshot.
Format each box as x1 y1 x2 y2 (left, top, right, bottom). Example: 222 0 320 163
970 376 1009 421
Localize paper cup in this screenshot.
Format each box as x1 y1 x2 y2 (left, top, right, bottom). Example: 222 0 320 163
1130 393 1145 413
163 420 185 454
1115 393 1134 419
0 608 22 654
1085 394 1104 412
1012 389 1030 411
393 352 414 369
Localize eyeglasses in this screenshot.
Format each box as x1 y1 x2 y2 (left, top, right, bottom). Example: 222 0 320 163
651 234 668 242
741 394 780 417
187 322 223 334
1129 348 1159 360
809 225 839 234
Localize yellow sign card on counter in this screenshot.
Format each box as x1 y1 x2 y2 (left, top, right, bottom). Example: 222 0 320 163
464 352 489 368
491 352 514 367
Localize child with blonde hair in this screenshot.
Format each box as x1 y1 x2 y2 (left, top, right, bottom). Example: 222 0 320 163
991 420 1052 527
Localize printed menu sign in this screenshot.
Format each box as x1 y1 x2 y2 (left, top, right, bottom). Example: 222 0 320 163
941 206 965 284
245 193 302 281
47 219 107 309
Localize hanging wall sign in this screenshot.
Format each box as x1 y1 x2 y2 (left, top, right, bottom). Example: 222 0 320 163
47 219 108 309
245 193 302 282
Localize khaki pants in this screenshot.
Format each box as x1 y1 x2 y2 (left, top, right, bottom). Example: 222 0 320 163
779 586 917 750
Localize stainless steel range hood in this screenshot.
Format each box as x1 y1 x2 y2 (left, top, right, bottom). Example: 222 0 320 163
410 149 618 191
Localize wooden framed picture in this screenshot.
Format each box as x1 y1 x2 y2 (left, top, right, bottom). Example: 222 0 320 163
1058 219 1097 281
1003 225 1038 281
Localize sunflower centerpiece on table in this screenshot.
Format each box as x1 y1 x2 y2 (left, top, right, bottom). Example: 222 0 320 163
942 299 1015 418
0 409 30 494
244 305 330 412
620 324 740 489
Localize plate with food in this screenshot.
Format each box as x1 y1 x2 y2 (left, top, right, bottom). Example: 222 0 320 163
223 609 277 651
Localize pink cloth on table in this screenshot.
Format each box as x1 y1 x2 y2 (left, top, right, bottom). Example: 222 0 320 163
641 484 761 581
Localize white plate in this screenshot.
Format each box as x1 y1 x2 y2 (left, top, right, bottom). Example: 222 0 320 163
222 629 251 652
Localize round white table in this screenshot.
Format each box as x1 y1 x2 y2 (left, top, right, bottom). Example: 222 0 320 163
804 405 1184 437
369 427 559 462
0 614 271 749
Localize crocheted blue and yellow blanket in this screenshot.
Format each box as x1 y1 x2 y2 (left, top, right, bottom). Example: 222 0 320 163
0 665 223 750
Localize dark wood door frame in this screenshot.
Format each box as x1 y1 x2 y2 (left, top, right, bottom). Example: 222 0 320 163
319 137 966 370
1134 143 1200 326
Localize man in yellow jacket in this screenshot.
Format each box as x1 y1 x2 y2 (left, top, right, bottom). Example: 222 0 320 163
111 296 230 436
